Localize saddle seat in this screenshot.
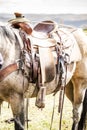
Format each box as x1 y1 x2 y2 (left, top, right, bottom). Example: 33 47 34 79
31 36 57 48
32 20 58 39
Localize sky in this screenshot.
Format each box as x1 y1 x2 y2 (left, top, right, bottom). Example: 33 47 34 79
0 0 87 14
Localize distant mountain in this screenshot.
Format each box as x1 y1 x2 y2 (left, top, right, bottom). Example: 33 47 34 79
0 13 87 28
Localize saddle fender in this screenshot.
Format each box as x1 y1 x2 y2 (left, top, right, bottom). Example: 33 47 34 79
39 47 55 83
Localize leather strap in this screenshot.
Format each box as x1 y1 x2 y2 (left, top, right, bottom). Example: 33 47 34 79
0 63 18 82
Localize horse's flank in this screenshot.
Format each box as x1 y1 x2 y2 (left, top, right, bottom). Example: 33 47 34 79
72 28 87 78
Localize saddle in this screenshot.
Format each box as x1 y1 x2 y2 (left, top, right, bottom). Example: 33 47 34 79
30 21 59 108
9 13 68 108
31 20 58 84
32 20 58 39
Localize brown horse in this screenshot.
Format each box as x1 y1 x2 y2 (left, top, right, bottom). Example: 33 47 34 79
0 20 85 130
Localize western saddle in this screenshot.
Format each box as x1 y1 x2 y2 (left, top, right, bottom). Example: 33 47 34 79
9 13 65 108
31 20 58 108
32 20 58 39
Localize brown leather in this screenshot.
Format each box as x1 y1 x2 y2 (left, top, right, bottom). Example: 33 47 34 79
35 46 55 109
13 22 32 35
39 47 55 83
33 20 57 34
0 63 18 82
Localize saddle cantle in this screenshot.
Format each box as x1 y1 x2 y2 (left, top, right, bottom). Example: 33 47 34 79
32 20 58 39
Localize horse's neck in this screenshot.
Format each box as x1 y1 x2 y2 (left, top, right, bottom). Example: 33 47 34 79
0 26 21 66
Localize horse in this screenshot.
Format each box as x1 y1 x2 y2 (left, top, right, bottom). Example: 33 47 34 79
0 17 85 130
65 27 87 130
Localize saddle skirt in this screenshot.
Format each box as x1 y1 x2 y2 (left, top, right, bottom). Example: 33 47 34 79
52 28 82 63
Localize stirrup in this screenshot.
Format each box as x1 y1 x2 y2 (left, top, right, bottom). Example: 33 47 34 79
35 86 46 108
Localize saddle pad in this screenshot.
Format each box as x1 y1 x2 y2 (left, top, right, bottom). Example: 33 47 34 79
39 47 55 83
32 20 58 39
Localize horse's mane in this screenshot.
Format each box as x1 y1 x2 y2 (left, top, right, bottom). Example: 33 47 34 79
0 25 17 44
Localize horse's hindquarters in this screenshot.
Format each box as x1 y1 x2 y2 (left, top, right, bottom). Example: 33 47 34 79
66 62 76 84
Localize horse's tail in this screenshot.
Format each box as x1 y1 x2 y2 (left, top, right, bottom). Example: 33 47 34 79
78 89 87 130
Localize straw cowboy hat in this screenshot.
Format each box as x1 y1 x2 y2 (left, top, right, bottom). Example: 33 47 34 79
8 12 29 24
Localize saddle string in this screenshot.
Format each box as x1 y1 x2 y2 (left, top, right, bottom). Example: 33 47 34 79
58 63 67 130
53 30 68 130
50 95 56 130
59 87 65 130
25 98 29 130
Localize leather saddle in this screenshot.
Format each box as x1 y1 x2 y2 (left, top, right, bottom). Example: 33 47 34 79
32 20 58 39
31 21 58 108
9 13 58 108
31 20 58 83
9 13 57 83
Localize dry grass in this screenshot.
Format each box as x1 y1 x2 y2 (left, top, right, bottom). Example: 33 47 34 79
0 92 72 130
